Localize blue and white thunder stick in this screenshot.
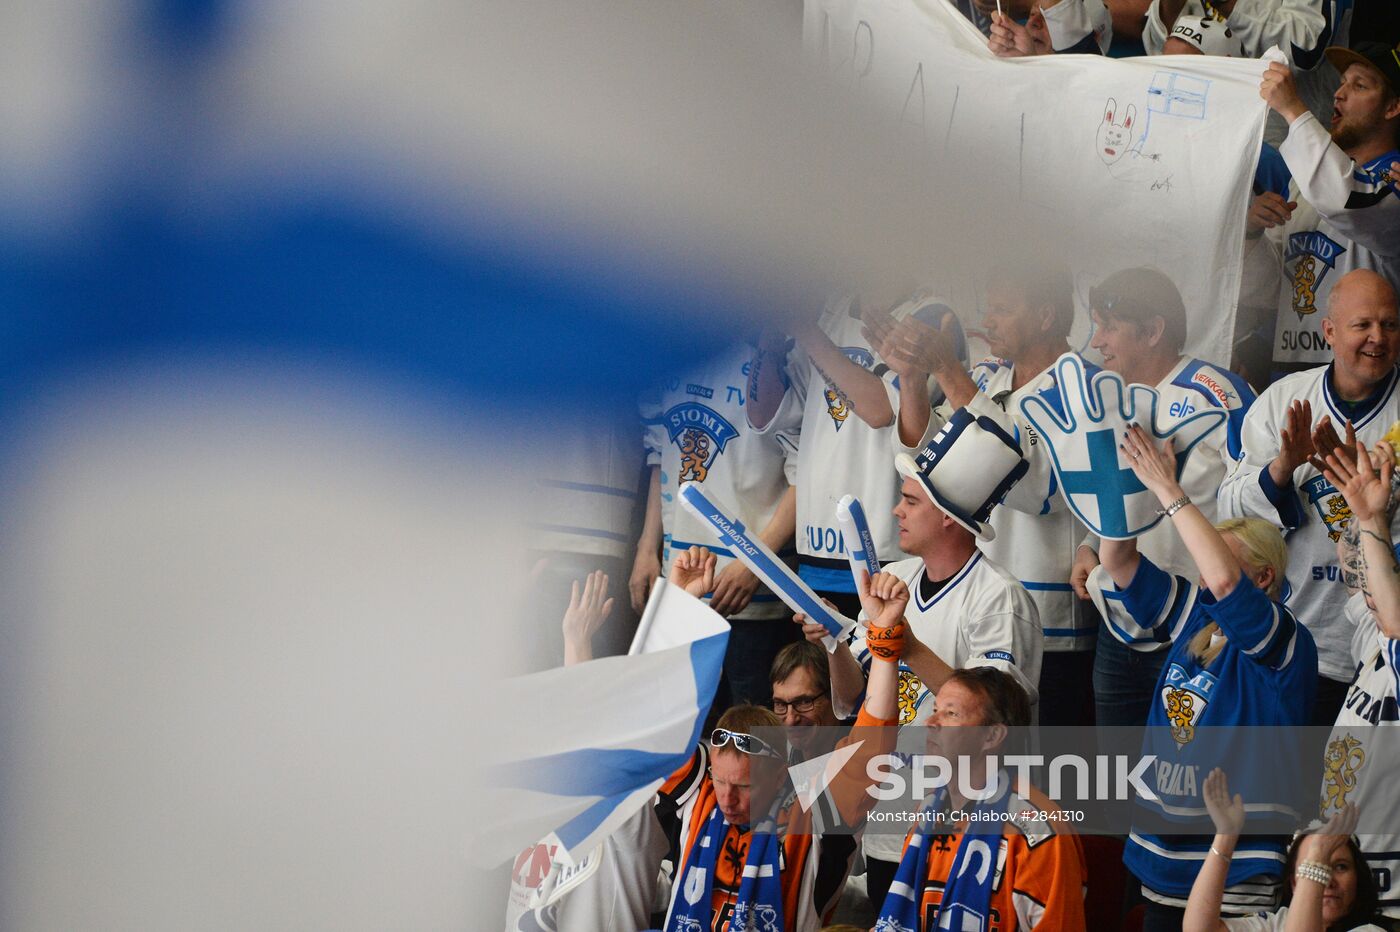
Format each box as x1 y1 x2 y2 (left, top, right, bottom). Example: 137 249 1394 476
836 494 880 589
678 481 854 651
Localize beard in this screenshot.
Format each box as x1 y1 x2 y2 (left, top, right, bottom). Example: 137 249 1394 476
1330 119 1365 151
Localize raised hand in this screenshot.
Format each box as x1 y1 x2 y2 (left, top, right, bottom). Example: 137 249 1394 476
1121 425 1184 505
1259 60 1307 122
1202 768 1246 838
562 570 614 646
1297 802 1360 865
1320 442 1396 526
857 569 910 631
1270 399 1314 487
1311 415 1360 472
670 545 717 599
988 10 1048 57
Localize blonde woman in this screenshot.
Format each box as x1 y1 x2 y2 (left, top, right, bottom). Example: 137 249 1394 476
1100 425 1320 931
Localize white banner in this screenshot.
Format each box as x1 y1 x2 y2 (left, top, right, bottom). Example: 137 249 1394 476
803 0 1273 367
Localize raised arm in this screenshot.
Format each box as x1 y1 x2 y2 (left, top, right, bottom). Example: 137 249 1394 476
1320 443 1400 639
1182 768 1243 932
1124 425 1246 599
562 571 617 666
790 315 894 429
854 569 908 723
746 328 792 430
1282 805 1361 932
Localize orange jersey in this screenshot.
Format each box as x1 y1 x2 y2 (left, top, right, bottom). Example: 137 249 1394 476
656 709 896 931
904 785 1088 932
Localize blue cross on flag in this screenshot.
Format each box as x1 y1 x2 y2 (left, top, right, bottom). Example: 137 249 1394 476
1018 354 1225 540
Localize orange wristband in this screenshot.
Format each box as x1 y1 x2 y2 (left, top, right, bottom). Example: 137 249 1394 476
866 619 906 662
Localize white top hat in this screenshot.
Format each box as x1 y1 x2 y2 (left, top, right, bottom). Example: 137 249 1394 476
894 409 1029 542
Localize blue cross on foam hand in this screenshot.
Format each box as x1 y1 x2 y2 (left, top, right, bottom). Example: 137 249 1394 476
1017 353 1225 540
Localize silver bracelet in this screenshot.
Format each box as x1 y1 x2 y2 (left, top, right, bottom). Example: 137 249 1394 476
1158 495 1191 518
1295 859 1332 886
1209 845 1230 861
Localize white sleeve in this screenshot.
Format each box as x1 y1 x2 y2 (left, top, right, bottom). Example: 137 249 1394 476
552 807 666 932
749 345 808 436
1280 113 1400 258
640 387 665 467
1225 0 1326 66
1347 592 1377 670
1216 395 1289 529
962 593 1043 705
1141 0 1180 55
1040 0 1111 53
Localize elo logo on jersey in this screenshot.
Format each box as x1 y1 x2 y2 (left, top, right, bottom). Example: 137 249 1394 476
1285 231 1346 320
823 347 876 429
665 402 738 483
1301 474 1353 542
1161 663 1216 747
1168 399 1195 418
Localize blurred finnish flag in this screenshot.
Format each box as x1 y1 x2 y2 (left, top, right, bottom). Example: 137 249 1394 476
479 580 728 870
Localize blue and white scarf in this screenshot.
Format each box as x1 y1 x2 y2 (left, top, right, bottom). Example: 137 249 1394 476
876 774 1010 932
667 805 785 932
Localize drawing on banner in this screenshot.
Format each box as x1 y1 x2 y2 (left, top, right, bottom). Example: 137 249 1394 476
1095 73 1208 188
1095 98 1139 169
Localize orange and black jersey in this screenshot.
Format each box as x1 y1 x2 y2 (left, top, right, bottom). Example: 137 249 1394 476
654 707 896 931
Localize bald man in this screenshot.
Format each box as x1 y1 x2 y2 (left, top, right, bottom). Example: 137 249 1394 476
1220 269 1400 724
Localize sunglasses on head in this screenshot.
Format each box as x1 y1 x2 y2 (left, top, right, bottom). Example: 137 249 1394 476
710 728 783 759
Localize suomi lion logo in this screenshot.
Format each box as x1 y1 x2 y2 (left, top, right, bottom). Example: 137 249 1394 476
1320 733 1365 816
823 347 876 430
664 402 738 483
1302 475 1353 542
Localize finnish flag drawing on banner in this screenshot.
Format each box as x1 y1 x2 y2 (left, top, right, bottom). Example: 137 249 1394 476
1018 354 1225 540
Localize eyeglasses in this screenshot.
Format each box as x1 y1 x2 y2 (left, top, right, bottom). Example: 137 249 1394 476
771 694 824 715
709 728 783 759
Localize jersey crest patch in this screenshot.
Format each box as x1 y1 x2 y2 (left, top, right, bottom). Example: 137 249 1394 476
823 347 875 430
897 666 925 725
664 402 739 483
1162 663 1216 747
1285 231 1346 321
1320 732 1366 817
1302 474 1353 542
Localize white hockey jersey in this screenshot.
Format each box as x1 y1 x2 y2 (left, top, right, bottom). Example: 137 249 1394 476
1268 114 1400 365
893 357 1095 652
1218 364 1400 680
838 552 1043 724
1320 593 1400 919
755 297 912 593
1091 357 1257 650
641 344 794 620
839 551 1042 864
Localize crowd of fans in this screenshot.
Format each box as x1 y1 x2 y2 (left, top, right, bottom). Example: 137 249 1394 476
517 3 1400 931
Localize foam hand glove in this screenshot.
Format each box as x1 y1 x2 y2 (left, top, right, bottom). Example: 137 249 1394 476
1018 354 1224 539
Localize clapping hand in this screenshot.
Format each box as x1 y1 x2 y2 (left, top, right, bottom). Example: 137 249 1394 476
670 545 717 599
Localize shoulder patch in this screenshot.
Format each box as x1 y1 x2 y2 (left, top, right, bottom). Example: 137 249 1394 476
1189 369 1237 408
1007 799 1055 847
